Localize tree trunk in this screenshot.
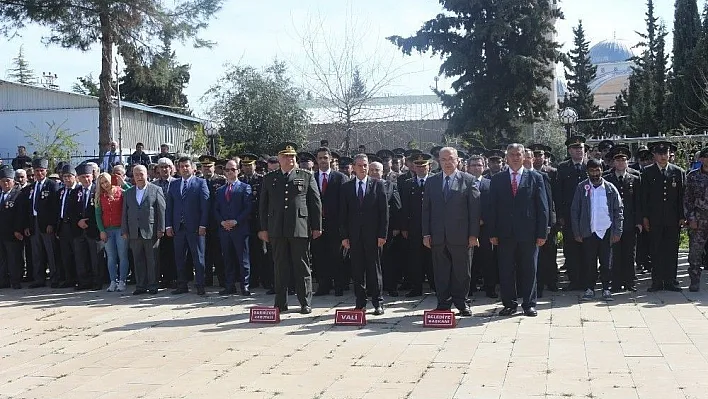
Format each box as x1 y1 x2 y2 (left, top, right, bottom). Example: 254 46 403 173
98 10 113 156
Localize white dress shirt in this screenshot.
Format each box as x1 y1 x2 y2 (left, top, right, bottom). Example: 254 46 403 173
590 182 612 238
442 170 458 190
508 167 524 186
318 169 331 191
32 178 47 216
355 176 368 196
135 185 146 205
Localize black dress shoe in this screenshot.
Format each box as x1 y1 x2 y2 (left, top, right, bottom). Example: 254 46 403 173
435 306 450 311
537 290 544 298
458 307 473 317
373 306 384 315
159 281 170 289
626 285 637 292
523 307 538 317
499 307 518 316
172 287 189 295
288 288 295 295
334 288 344 296
485 290 499 299
148 288 158 295
313 289 330 297
546 283 559 292
29 282 45 289
647 283 663 292
388 290 399 297
219 288 235 295
354 306 366 311
564 283 580 291
0 283 10 289
266 289 276 295
241 289 252 297
300 306 312 314
405 290 422 298
197 286 206 296
11 283 22 290
664 284 682 292
277 305 288 312
91 284 103 291
689 283 700 292
132 289 148 295
58 281 75 289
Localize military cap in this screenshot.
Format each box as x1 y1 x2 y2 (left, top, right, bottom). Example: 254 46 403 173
411 153 433 166
484 149 505 160
468 146 487 156
597 139 615 152
635 145 650 157
357 144 366 153
429 145 443 158
649 141 677 154
404 149 422 158
698 148 708 158
75 163 94 175
330 151 341 160
255 159 267 169
48 173 60 180
0 166 15 179
457 150 469 160
376 149 394 160
529 143 551 154
277 142 298 155
320 139 329 147
367 154 383 163
32 158 49 169
60 164 76 176
610 146 631 159
198 155 217 166
339 156 354 167
240 153 259 165
267 156 279 164
392 148 406 156
215 159 228 167
565 135 586 147
297 152 315 163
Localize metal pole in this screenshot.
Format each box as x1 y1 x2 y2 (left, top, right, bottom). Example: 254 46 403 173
115 62 123 160
565 124 572 140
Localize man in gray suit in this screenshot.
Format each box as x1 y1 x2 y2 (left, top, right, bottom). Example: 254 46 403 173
422 147 481 316
122 165 166 295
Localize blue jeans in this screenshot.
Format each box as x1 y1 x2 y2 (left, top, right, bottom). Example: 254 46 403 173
104 228 129 282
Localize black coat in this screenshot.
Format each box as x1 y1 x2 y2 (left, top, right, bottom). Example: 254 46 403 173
487 169 549 241
67 183 100 239
28 178 61 234
313 170 347 232
555 160 587 223
641 163 685 226
604 172 642 228
382 180 402 234
340 177 388 242
0 187 25 241
400 176 426 236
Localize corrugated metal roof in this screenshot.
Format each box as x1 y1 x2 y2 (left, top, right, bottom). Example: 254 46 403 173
0 79 203 123
303 95 445 125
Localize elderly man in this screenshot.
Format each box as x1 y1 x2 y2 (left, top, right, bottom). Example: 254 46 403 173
154 157 177 288
70 163 103 291
56 165 79 288
0 167 25 289
26 158 61 288
15 169 29 189
122 165 166 295
101 140 121 172
422 147 480 316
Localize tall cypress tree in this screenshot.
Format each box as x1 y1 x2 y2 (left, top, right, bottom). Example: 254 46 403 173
559 20 598 121
387 0 562 146
664 0 701 130
5 45 37 85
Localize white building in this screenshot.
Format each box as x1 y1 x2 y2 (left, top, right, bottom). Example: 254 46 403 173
0 79 203 162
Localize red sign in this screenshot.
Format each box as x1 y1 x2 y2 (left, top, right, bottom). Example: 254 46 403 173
334 309 366 326
249 306 280 323
423 310 456 328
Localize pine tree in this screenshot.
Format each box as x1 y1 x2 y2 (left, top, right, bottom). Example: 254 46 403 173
388 0 561 146
6 45 37 85
558 20 598 121
664 0 701 130
348 68 366 100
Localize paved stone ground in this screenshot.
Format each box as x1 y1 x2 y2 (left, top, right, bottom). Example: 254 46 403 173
1 253 708 399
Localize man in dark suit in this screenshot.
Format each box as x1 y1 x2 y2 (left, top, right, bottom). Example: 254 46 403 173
556 136 588 290
26 158 61 288
641 141 686 292
488 144 549 317
369 160 403 297
312 147 348 296
215 160 253 296
239 154 267 290
422 147 480 316
259 142 322 314
531 144 560 294
122 165 166 295
467 155 497 298
56 164 80 288
571 159 624 301
0 167 26 289
604 146 642 292
199 155 226 287
340 154 388 315
165 156 210 296
71 163 103 291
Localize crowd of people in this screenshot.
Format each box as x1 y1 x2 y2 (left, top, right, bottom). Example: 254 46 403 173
0 136 706 318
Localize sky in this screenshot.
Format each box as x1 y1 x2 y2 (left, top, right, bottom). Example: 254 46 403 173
0 0 677 117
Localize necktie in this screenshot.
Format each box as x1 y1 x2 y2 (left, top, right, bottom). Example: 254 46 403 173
618 175 624 185
661 168 667 177
358 181 364 205
321 173 328 195
84 187 90 208
226 182 233 202
511 172 518 197
61 189 68 218
33 182 41 213
181 179 187 198
419 179 424 188
0 192 6 208
576 164 582 172
444 175 451 200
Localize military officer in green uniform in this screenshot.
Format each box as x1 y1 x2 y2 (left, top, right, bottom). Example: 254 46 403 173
199 155 227 287
641 141 685 292
259 142 322 314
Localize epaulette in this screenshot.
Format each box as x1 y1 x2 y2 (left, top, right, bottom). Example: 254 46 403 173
295 168 313 176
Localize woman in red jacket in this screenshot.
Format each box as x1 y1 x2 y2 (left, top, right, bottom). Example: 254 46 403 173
95 172 129 292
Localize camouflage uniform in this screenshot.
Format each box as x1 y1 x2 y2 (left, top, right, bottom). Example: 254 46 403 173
684 168 708 286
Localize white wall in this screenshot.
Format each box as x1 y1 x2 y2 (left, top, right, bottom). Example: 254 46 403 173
0 108 99 161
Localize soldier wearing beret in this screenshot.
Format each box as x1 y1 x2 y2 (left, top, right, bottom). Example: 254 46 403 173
0 167 26 289
641 141 685 292
239 153 269 290
199 155 226 287
684 148 708 291
258 142 322 314
26 158 62 288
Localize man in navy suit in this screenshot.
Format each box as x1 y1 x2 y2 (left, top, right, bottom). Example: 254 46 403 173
312 147 348 296
340 154 389 315
165 156 210 295
467 155 497 298
488 144 549 317
214 160 253 296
